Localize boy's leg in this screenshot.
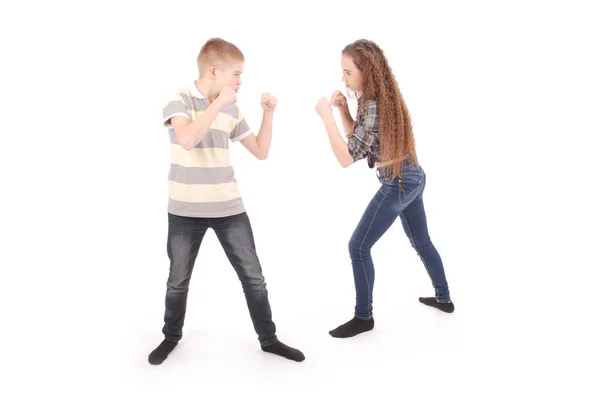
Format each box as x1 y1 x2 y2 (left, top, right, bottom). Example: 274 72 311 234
212 212 276 344
162 213 208 339
149 213 208 365
212 212 304 361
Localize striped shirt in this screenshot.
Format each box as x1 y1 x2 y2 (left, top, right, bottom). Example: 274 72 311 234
162 82 252 218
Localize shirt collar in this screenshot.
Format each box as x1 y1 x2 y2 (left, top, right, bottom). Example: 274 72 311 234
189 81 208 99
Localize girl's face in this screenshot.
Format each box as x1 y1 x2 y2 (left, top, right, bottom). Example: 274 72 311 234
341 54 364 93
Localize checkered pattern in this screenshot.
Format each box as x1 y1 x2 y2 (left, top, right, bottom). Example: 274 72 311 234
347 99 381 168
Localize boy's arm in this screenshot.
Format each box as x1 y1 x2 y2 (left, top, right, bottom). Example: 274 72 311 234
239 93 277 160
240 111 273 160
165 87 237 150
170 100 223 150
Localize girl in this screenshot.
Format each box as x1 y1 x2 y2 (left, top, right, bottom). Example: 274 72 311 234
315 39 454 338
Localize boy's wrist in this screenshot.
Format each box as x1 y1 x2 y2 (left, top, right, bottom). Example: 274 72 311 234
212 98 226 110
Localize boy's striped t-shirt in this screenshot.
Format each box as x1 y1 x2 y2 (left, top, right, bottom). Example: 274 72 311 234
162 82 252 218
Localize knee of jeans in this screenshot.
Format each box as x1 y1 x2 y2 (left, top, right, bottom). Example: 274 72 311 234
349 237 370 258
167 278 190 294
242 272 266 291
413 236 433 252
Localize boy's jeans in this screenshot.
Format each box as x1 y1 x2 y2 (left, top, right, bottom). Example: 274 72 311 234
162 212 278 347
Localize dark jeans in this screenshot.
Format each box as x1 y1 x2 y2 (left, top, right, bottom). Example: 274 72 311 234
349 162 451 319
162 212 278 347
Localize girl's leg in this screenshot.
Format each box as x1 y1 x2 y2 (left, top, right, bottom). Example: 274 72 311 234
330 184 399 337
399 192 453 310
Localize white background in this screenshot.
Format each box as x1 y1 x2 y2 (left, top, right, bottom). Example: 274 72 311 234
1 0 599 399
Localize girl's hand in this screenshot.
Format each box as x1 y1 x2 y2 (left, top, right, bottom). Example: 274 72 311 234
315 97 333 120
330 90 347 108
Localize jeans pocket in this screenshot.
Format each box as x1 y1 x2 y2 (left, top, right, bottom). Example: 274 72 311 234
398 170 424 206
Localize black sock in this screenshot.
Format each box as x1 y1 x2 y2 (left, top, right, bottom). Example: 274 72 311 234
261 341 305 362
329 317 374 338
419 297 455 313
148 339 178 365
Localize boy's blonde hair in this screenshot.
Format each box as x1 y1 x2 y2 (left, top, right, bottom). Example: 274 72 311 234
197 38 244 76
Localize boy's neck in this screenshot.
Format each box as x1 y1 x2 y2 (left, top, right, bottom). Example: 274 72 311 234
194 79 218 102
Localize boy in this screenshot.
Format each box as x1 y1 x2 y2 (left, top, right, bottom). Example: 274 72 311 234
149 38 304 365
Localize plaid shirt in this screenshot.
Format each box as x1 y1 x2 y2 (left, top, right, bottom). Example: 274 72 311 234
347 99 381 168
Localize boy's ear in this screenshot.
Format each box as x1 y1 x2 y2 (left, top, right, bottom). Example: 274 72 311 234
208 66 217 80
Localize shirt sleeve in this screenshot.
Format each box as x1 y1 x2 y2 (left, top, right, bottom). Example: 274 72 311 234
348 100 379 161
162 90 190 128
230 106 253 142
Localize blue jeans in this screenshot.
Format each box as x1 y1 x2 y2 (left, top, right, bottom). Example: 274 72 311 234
162 212 278 347
349 163 451 319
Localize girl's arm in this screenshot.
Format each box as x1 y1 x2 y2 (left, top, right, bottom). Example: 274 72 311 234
315 97 354 168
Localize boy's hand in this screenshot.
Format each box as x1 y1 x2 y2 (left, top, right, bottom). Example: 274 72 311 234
260 93 277 111
315 97 333 120
330 90 347 108
216 86 237 108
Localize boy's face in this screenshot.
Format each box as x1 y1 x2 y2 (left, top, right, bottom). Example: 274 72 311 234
341 54 363 92
214 61 244 93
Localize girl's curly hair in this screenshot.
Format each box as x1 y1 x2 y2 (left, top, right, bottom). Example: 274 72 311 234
343 39 418 178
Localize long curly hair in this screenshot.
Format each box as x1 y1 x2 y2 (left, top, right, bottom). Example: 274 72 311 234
343 39 418 178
